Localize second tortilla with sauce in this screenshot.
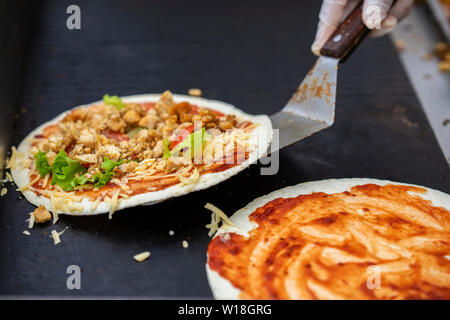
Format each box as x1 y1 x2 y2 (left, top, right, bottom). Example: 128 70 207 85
206 178 450 300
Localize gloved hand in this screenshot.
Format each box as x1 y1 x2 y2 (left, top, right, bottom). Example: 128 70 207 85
311 0 414 55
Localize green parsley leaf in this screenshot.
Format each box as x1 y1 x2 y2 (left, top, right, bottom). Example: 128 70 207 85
34 150 124 191
34 151 52 178
163 138 171 159
51 150 87 191
103 94 125 110
93 157 123 188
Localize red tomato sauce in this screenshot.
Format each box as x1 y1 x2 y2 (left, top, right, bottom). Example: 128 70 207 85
207 184 450 300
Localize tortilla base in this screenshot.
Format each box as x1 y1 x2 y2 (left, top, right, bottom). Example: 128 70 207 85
11 94 273 216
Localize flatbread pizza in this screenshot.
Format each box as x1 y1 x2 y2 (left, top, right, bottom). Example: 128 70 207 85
206 178 450 300
10 91 272 218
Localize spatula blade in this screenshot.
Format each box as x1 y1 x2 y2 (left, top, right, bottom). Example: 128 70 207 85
270 56 338 151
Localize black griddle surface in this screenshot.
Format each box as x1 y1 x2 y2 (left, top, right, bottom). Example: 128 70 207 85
1 0 449 298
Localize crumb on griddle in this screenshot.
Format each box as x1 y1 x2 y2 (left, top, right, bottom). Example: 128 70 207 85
134 251 151 262
33 205 52 223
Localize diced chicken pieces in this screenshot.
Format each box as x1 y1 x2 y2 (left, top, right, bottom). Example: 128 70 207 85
108 116 125 132
155 90 176 115
79 129 96 145
139 114 159 129
135 129 149 142
64 107 88 122
118 160 138 173
123 110 141 125
47 133 64 150
152 140 164 158
166 156 188 173
219 120 234 131
33 205 51 223
101 145 121 161
75 154 98 164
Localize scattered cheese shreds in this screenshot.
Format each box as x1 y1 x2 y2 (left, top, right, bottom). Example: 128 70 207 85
188 88 202 97
5 146 17 169
182 240 189 248
134 251 151 262
177 168 200 186
91 196 102 211
204 202 236 237
5 172 13 182
50 228 67 245
0 188 7 197
108 191 120 220
27 213 35 229
23 230 31 236
50 230 62 245
169 230 174 236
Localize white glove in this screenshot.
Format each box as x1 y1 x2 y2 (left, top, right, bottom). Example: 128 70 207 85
311 0 414 55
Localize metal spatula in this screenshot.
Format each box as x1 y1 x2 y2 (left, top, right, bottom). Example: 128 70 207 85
270 1 372 151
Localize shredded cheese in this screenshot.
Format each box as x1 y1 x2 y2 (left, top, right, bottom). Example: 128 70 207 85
182 240 189 248
188 88 202 97
169 230 174 236
133 251 151 262
50 230 61 245
91 197 102 211
23 230 31 236
204 202 236 237
46 190 83 219
111 178 130 191
107 190 120 219
176 168 200 186
5 146 17 169
50 228 67 245
3 172 13 183
0 188 7 197
27 213 35 229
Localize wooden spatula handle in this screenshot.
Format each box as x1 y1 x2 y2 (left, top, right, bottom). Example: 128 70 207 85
320 0 368 61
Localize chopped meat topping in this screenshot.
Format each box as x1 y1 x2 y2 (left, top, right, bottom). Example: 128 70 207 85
33 205 52 223
29 90 253 193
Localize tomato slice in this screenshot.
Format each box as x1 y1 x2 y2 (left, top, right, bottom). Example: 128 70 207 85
169 125 194 150
103 130 129 141
140 102 156 112
42 124 59 138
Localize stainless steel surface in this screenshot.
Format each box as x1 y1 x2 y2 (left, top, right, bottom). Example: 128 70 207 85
391 4 450 165
270 56 338 151
428 0 450 41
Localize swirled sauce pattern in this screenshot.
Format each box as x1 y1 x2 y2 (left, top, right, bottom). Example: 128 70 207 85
207 184 450 299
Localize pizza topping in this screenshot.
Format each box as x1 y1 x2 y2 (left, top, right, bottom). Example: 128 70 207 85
33 205 52 223
22 90 256 213
103 94 126 110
